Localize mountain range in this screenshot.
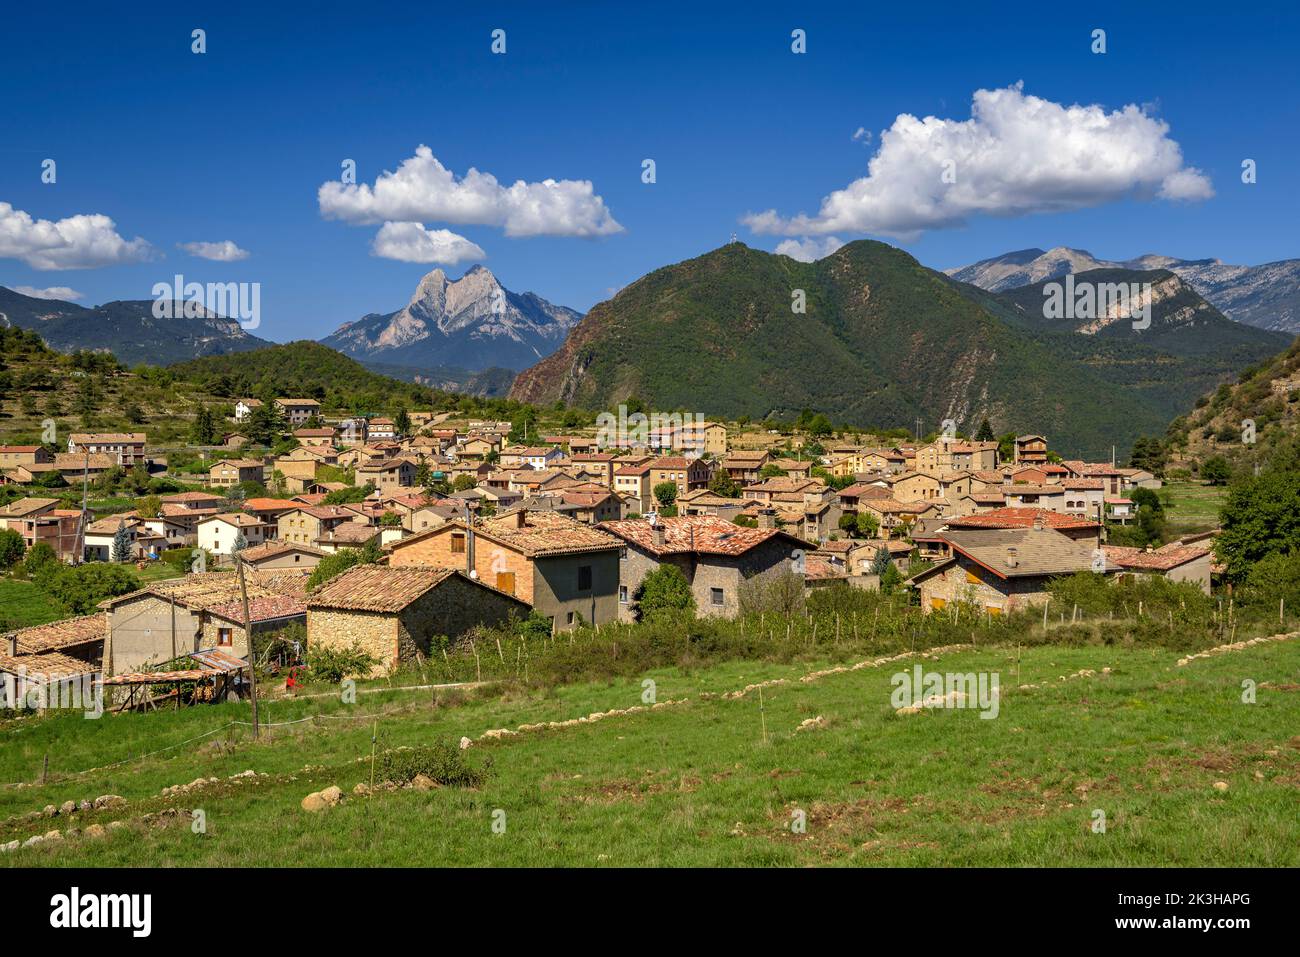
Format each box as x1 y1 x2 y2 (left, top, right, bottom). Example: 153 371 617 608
319 265 582 373
510 241 1291 457
0 285 270 366
947 247 1300 334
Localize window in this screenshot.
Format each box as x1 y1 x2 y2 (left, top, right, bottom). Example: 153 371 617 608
566 611 575 625
577 565 592 591
451 532 466 554
619 585 628 603
619 546 628 561
710 587 724 606
217 627 233 646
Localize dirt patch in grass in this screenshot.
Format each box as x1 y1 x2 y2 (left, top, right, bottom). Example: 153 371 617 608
564 770 702 805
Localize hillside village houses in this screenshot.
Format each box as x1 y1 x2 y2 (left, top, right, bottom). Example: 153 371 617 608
4 395 1195 693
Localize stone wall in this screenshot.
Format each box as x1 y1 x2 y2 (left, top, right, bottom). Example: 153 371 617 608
307 608 397 676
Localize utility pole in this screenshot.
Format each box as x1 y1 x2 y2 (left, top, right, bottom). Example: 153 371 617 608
73 449 90 565
235 556 259 737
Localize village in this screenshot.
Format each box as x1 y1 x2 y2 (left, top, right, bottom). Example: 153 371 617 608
0 401 1219 709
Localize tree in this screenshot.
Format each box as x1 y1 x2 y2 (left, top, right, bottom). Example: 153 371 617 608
23 541 57 576
0 528 26 570
854 512 879 538
231 530 248 556
1201 455 1231 486
36 563 141 615
653 482 678 509
191 405 218 445
393 406 412 437
1128 436 1167 475
111 521 133 562
452 474 477 492
708 470 741 498
307 540 381 591
869 545 892 576
1216 458 1300 580
137 495 161 519
975 418 995 442
633 564 695 621
759 463 784 479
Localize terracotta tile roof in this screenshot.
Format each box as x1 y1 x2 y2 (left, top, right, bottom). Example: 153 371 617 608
160 491 224 504
6 614 104 654
0 650 97 680
599 516 812 557
309 565 466 612
99 569 306 612
1062 479 1105 490
394 510 620 560
0 497 58 517
291 494 328 507
0 445 41 453
204 513 266 528
69 432 146 444
614 464 650 476
649 457 697 469
243 497 300 512
53 453 117 470
238 540 325 562
838 483 892 499
206 593 307 624
947 507 1097 530
317 523 380 545
85 516 140 534
1102 543 1212 571
939 527 1105 579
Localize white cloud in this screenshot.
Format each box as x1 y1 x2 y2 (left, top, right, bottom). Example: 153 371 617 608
178 240 250 262
12 285 84 300
318 145 623 237
774 236 844 262
743 84 1213 240
0 202 153 270
852 126 872 145
370 222 487 265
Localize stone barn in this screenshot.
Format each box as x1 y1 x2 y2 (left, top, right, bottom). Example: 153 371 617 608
306 565 532 673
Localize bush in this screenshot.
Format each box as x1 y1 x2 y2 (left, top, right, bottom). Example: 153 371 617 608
0 528 25 570
634 564 695 621
23 541 57 576
307 540 381 590
305 641 378 682
374 742 491 788
35 563 141 615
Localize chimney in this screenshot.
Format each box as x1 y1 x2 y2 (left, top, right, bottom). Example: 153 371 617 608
515 509 528 529
6 635 15 657
1033 513 1044 532
1005 546 1019 568
758 510 776 530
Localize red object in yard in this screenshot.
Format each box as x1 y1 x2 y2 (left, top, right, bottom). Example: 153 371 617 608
285 665 305 693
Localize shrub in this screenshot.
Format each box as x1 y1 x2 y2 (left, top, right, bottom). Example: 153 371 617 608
0 528 25 570
634 564 695 621
374 742 491 788
35 563 141 615
307 540 381 590
305 641 378 682
22 541 57 576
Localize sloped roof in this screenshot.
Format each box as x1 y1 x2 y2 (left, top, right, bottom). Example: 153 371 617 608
0 650 97 680
939 527 1104 579
5 614 104 654
947 507 1097 530
599 516 812 557
308 565 528 613
1102 542 1212 571
392 510 620 560
238 540 325 562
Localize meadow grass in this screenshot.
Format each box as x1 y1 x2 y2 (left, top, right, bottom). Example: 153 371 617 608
1161 481 1228 534
3 637 1295 867
0 579 66 629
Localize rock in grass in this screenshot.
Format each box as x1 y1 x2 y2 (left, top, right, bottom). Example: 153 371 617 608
301 792 328 813
1213 781 1229 792
320 785 343 806
83 824 106 839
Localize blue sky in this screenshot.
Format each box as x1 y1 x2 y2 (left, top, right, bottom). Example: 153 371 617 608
2 1 1297 344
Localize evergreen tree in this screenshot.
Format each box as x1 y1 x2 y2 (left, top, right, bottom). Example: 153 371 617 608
975 418 995 442
111 521 133 562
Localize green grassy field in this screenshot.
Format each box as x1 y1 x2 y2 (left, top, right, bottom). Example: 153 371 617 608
0 579 67 629
3 637 1296 867
1161 480 1228 535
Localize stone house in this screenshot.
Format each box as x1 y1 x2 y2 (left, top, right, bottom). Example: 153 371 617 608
356 457 416 490
208 458 265 487
237 540 325 571
99 572 306 675
599 516 813 621
306 565 531 674
386 509 622 629
1102 543 1213 594
721 450 770 484
277 505 362 546
910 525 1109 615
647 457 711 497
68 432 147 466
